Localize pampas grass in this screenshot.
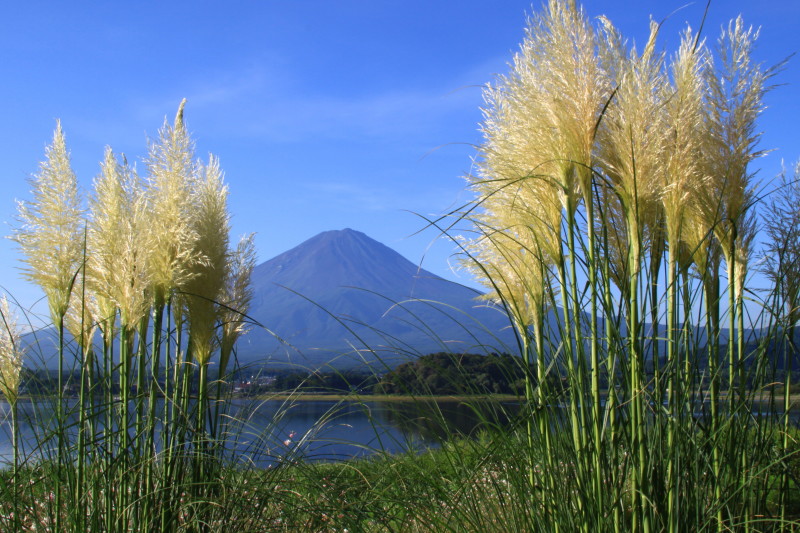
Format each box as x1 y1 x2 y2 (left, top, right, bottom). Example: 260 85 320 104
0 296 23 532
461 1 794 531
2 2 799 532
0 298 23 406
2 101 266 532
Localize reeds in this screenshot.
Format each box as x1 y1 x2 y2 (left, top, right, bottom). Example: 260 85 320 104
461 1 795 530
763 160 800 526
12 121 84 532
0 298 23 407
0 296 23 532
4 101 259 532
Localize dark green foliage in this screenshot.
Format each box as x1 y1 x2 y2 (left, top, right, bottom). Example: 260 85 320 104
230 368 381 395
374 352 530 395
272 369 380 393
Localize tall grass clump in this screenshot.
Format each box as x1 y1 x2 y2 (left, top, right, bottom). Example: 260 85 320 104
763 160 800 526
11 121 84 532
2 100 266 532
0 296 24 532
461 0 795 530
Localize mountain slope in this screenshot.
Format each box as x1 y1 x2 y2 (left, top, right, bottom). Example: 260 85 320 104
236 229 516 367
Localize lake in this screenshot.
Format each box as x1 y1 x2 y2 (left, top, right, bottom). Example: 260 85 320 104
0 397 521 468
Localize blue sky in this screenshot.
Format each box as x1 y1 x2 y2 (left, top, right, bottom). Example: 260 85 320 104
1 1 798 323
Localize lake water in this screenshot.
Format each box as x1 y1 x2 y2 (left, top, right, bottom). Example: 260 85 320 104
0 397 520 467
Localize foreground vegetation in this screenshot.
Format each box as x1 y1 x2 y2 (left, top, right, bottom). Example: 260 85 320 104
1 416 798 532
1 0 800 531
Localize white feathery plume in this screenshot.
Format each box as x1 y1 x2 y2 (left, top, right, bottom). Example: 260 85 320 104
12 122 84 324
0 297 24 403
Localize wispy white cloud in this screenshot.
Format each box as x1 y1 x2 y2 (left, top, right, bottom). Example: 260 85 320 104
134 58 490 146
308 181 393 212
302 179 464 217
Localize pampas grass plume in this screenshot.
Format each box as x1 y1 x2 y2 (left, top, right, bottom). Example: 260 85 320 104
144 99 200 306
89 146 151 330
219 232 256 374
185 155 230 365
12 121 84 323
0 296 24 403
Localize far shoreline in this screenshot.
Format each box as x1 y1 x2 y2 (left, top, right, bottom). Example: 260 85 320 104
248 393 524 402
4 391 800 409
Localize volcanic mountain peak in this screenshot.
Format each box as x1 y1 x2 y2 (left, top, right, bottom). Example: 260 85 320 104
24 229 514 369
251 228 442 297
237 228 514 365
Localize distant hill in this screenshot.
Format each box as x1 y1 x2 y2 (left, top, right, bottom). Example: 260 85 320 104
235 228 518 368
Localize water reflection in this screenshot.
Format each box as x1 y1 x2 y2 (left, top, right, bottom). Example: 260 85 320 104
0 397 520 467
1 397 795 468
378 399 521 441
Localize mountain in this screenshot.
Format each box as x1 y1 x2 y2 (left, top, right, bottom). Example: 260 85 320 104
234 228 517 368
